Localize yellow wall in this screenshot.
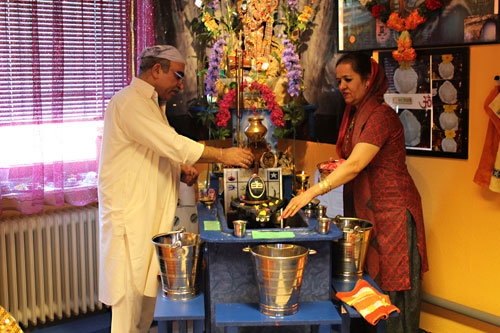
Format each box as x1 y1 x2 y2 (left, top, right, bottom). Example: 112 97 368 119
406 44 500 313
408 44 500 331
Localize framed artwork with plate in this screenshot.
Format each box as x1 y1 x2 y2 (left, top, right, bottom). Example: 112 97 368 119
380 47 469 159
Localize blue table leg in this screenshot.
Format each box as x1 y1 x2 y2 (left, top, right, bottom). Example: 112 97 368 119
178 320 187 333
376 318 387 333
194 319 204 333
341 313 350 333
319 324 331 333
224 327 238 333
157 320 172 332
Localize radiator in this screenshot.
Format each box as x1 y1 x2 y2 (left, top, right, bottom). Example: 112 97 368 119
0 205 103 328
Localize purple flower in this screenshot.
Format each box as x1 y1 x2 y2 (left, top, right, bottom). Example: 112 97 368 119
207 0 218 11
287 0 299 11
205 37 226 98
282 39 302 97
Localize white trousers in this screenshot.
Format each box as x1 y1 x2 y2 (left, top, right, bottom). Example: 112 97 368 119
110 235 157 333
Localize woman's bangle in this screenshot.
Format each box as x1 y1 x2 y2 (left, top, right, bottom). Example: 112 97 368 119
318 181 327 194
319 179 331 194
324 179 332 192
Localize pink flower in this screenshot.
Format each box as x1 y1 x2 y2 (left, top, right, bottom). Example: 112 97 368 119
425 0 443 10
371 4 385 19
215 81 284 128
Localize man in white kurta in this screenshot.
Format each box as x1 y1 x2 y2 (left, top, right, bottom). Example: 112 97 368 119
98 45 253 332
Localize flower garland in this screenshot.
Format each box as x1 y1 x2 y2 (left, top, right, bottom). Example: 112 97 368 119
365 0 448 65
215 81 285 128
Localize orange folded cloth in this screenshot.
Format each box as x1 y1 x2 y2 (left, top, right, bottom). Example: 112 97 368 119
335 279 400 325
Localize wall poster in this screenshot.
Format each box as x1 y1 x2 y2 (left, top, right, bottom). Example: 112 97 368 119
380 47 469 158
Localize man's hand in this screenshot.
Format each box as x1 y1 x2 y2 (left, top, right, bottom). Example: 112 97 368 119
221 147 254 168
180 164 199 186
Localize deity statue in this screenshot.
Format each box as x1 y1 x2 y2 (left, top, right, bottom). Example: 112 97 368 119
238 0 278 70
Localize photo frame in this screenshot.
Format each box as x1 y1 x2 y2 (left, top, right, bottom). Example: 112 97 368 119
337 0 499 52
379 47 469 159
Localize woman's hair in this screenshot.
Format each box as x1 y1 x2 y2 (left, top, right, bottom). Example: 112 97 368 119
139 57 171 75
336 52 372 81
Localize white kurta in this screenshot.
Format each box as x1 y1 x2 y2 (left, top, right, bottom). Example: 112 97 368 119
98 78 204 305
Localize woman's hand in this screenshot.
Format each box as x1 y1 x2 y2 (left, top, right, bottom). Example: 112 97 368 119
281 190 315 220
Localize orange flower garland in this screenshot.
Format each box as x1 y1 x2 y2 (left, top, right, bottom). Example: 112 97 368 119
364 0 449 65
392 30 417 65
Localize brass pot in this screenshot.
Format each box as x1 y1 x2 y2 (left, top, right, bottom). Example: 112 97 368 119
244 116 267 144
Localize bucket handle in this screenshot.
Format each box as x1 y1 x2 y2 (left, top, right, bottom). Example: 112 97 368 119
333 215 342 226
171 227 186 248
334 216 369 233
243 247 316 255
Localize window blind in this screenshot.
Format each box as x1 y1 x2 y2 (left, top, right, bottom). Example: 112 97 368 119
0 0 132 126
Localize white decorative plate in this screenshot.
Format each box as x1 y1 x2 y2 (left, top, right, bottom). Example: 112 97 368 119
399 109 421 147
394 67 418 94
438 62 454 80
438 81 458 104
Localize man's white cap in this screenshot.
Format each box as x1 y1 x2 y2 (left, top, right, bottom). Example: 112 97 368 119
139 45 185 64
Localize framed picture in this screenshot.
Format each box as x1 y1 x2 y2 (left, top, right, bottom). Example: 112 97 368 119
380 47 469 159
337 0 499 52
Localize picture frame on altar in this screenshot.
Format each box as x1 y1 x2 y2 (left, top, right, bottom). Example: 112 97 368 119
380 47 470 159
337 0 499 52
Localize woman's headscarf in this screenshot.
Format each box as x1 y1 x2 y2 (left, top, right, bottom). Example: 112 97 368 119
335 58 389 158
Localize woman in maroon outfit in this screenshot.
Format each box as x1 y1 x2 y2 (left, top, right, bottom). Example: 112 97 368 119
282 52 428 332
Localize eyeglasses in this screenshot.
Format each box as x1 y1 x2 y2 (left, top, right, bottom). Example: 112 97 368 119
173 71 184 82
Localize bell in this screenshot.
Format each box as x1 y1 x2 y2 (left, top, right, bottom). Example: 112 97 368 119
244 116 267 144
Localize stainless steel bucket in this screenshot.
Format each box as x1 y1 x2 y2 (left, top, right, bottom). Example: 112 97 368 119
243 243 316 316
332 216 373 280
152 228 203 300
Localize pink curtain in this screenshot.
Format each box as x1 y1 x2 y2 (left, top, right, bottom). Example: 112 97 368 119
0 1 139 216
134 0 156 74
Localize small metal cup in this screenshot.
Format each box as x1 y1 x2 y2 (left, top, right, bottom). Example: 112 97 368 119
317 217 331 235
233 220 247 238
304 208 315 218
317 205 326 218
